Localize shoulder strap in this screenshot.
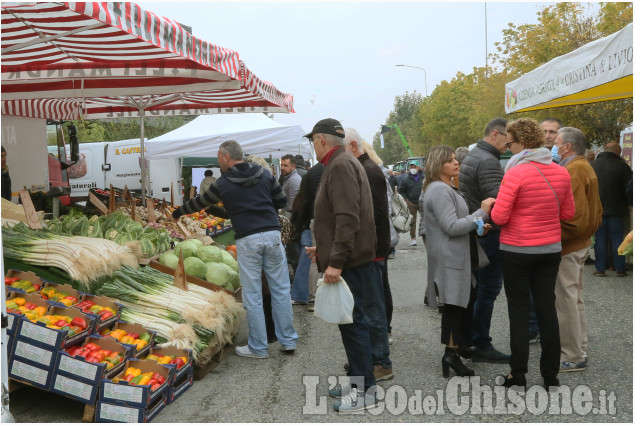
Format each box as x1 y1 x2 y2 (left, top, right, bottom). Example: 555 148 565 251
529 163 559 207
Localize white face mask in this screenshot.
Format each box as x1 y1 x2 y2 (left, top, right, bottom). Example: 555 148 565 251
409 168 418 175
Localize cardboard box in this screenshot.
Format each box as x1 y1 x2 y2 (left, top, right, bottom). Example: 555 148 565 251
141 346 193 384
4 290 51 335
102 321 155 359
100 359 172 409
8 357 54 391
15 305 95 351
72 294 123 332
5 269 46 294
11 337 59 369
40 282 83 307
51 336 133 405
167 367 193 405
96 393 167 423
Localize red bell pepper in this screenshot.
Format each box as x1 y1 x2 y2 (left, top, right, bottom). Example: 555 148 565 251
151 383 161 391
5 277 19 285
24 302 37 311
127 333 139 339
55 319 69 327
171 357 186 369
98 310 114 320
70 317 87 330
123 374 134 382
33 284 41 291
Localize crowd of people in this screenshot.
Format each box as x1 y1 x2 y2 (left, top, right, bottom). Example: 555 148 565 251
171 116 632 413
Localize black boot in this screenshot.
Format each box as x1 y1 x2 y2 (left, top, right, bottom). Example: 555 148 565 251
498 373 527 390
442 347 475 378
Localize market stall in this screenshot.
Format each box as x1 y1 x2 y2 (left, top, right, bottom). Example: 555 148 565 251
504 23 633 113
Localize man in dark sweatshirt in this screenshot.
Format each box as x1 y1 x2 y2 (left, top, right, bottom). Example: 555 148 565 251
172 140 298 359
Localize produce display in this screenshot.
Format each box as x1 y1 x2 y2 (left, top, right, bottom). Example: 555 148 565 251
185 209 229 231
5 277 40 293
113 367 166 390
40 287 79 306
64 342 125 370
75 299 117 321
96 266 244 359
103 328 152 350
618 230 633 256
5 297 88 335
2 222 138 289
159 240 241 291
144 353 188 369
46 210 173 258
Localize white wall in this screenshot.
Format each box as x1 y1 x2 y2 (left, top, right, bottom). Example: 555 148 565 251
1 115 48 199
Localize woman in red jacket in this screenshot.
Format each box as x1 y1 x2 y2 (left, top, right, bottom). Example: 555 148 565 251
490 118 575 390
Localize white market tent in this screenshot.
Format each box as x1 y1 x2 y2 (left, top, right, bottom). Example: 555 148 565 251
504 23 633 113
145 113 311 165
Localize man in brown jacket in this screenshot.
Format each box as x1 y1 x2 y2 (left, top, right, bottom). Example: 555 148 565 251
553 127 602 373
305 118 379 413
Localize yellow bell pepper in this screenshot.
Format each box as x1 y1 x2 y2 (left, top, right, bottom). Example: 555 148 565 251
48 325 61 329
157 356 172 365
138 375 151 386
59 299 73 307
33 306 46 316
120 335 135 344
134 339 148 350
145 354 161 361
124 367 141 377
13 298 26 306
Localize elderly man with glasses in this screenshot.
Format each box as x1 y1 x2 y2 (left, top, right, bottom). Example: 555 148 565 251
458 118 511 364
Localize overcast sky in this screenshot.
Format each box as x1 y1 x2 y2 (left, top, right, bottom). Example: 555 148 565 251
145 1 548 141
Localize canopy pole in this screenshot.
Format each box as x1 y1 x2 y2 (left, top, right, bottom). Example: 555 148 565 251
140 107 147 207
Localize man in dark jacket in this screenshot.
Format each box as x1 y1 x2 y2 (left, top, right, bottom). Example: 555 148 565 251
398 163 424 246
459 117 510 363
305 118 379 413
590 142 633 277
344 127 393 382
294 155 308 177
173 140 298 359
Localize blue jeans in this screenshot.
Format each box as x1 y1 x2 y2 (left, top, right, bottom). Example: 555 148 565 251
236 230 298 356
529 294 539 336
339 263 377 391
472 231 504 350
594 215 626 273
364 261 391 369
290 229 312 303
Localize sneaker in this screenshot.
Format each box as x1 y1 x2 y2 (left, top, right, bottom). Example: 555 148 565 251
583 351 588 363
235 345 268 359
388 333 393 345
616 271 627 277
374 365 394 381
411 239 417 246
472 347 511 364
593 270 606 277
280 345 296 354
291 300 308 305
529 332 540 344
560 360 586 372
307 302 315 312
333 389 378 413
329 382 352 399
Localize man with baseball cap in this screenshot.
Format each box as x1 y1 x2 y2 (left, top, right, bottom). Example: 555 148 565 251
305 118 380 413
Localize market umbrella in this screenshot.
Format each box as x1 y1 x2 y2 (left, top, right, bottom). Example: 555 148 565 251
1 1 294 200
504 23 633 113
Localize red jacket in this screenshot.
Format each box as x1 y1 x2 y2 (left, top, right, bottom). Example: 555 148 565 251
491 161 575 247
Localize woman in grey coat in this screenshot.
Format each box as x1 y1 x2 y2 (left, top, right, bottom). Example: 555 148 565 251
422 146 494 378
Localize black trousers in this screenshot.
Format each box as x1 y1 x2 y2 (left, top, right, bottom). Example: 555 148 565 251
501 250 561 379
440 281 476 345
380 260 394 333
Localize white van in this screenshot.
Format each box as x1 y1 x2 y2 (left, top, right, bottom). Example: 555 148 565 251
49 139 183 205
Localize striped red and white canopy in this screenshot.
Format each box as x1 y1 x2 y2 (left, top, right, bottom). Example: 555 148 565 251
1 2 294 119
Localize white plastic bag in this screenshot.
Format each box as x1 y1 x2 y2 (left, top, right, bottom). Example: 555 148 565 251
313 277 354 324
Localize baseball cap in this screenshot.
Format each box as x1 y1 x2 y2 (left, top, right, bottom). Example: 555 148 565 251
304 118 345 139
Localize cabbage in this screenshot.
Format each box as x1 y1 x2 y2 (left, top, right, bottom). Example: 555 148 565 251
174 241 198 259
205 262 231 287
189 238 204 248
159 252 179 269
220 250 238 272
196 245 223 263
105 229 118 240
229 271 241 290
184 257 207 279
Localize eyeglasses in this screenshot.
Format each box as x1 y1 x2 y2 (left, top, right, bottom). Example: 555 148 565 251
497 130 507 137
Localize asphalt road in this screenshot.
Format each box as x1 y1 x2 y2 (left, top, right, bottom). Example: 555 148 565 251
8 233 633 422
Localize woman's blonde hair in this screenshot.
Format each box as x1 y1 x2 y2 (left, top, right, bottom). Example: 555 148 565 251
361 140 383 166
422 145 455 193
507 118 546 149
